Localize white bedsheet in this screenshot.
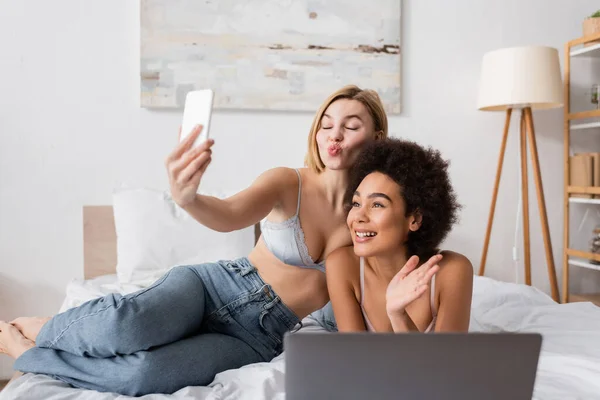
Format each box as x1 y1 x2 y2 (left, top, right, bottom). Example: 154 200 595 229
2 275 600 400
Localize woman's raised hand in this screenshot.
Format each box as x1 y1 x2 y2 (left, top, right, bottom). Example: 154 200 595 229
385 254 442 318
165 125 214 208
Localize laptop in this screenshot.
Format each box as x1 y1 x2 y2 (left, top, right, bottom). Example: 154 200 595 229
285 332 542 400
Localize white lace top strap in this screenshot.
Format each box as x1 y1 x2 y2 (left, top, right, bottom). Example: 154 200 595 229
359 257 375 332
293 168 302 216
424 273 437 333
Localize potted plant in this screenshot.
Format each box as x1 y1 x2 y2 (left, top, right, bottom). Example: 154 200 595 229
584 10 600 46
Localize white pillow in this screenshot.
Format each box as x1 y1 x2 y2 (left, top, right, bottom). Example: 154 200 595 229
112 187 255 286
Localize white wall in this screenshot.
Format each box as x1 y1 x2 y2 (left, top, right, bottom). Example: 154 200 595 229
1 0 599 378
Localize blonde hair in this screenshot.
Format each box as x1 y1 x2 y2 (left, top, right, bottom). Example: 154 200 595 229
304 85 388 173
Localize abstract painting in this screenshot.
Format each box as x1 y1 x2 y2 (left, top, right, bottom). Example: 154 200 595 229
140 0 401 113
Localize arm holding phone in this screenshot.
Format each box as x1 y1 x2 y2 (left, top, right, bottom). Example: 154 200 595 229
165 91 291 233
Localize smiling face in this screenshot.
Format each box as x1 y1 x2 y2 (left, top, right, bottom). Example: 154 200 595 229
347 172 421 257
314 99 377 171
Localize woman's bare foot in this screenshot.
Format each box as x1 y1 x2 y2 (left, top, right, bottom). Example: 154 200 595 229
10 316 51 342
0 321 35 359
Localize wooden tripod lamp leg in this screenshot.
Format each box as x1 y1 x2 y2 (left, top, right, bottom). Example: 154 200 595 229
479 109 512 276
524 107 560 302
520 110 532 285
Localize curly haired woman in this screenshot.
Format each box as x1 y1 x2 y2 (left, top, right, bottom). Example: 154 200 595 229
326 138 473 333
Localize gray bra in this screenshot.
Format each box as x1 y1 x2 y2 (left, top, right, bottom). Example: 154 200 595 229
259 169 326 273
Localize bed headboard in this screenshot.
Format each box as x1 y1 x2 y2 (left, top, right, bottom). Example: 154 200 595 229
82 206 261 280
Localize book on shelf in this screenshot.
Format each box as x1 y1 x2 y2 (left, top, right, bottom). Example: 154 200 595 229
570 152 600 198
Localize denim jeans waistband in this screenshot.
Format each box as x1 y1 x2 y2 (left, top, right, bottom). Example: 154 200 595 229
228 257 301 330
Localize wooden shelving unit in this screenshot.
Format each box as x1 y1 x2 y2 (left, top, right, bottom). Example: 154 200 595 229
562 32 600 307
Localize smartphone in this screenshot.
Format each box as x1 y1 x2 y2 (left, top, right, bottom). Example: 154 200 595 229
180 89 214 147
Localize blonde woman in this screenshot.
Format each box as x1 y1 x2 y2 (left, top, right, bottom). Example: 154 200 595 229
0 85 387 396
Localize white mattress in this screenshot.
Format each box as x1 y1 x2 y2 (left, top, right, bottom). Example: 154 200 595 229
2 275 600 400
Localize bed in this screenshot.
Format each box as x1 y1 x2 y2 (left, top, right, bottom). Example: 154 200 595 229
2 190 600 399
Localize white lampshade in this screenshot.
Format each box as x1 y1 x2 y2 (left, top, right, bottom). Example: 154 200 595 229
477 46 563 111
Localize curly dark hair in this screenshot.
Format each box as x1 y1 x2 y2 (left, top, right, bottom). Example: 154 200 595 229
344 137 461 260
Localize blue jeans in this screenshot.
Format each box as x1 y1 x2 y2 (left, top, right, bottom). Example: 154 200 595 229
14 258 300 396
306 301 338 332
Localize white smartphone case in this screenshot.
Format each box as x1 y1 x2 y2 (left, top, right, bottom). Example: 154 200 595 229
180 89 214 147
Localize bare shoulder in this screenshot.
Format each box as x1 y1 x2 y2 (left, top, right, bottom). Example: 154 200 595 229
256 167 301 186
326 246 361 281
327 245 359 269
326 245 362 301
251 167 303 205
438 250 473 270
436 251 474 290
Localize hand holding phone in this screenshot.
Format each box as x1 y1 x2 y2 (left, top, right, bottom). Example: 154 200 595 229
180 89 214 148
165 89 215 208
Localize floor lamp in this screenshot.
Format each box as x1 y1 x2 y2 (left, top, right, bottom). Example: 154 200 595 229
476 46 563 302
